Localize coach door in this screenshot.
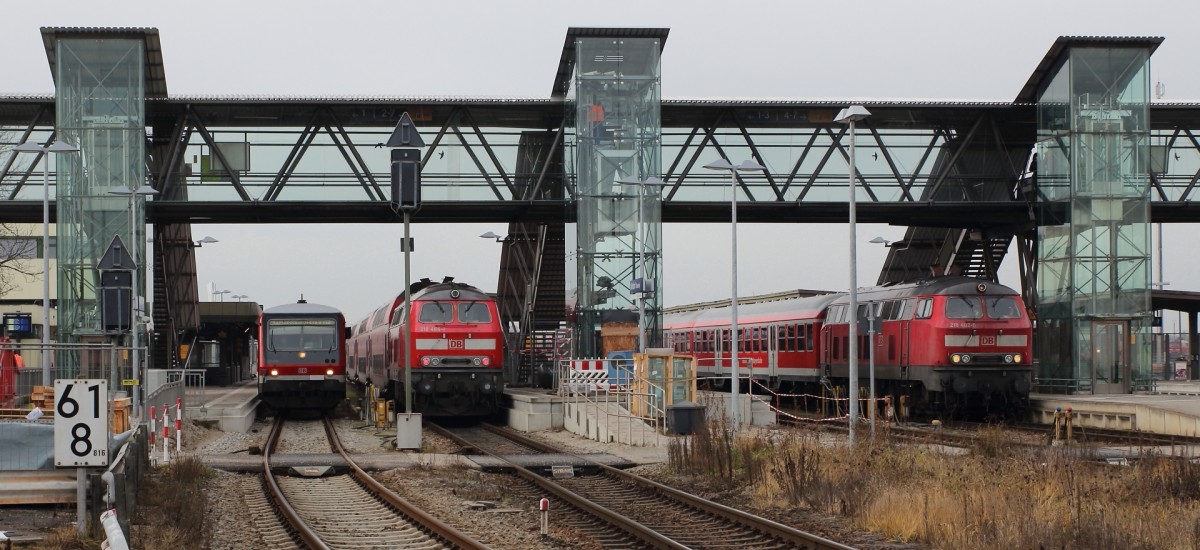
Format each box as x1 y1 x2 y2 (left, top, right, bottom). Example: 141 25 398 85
1092 321 1129 394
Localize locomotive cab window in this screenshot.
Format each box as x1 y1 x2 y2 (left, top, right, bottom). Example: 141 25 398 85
945 296 984 319
458 302 492 323
914 298 933 319
419 302 453 323
985 296 1022 319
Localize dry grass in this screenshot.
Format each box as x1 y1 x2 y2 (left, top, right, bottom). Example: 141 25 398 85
669 422 1200 549
129 455 212 550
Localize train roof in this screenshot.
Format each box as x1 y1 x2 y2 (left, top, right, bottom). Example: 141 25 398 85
664 292 842 327
262 301 342 316
411 281 490 301
833 276 1020 305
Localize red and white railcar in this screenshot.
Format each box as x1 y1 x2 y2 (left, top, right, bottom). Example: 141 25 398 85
257 299 350 412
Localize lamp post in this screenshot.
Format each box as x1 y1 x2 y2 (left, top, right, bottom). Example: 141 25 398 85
13 140 79 387
193 236 219 248
232 294 247 302
703 158 766 430
618 176 666 353
108 183 158 420
212 290 230 302
835 104 871 444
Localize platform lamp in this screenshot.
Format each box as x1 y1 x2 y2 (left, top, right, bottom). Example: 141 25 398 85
835 104 871 444
703 158 766 431
212 290 230 302
193 236 219 248
108 183 159 420
618 176 667 353
12 140 79 387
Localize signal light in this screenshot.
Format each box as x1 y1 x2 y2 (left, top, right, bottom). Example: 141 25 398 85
481 357 490 366
421 357 431 366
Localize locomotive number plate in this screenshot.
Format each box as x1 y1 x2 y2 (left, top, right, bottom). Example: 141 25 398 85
449 339 465 349
980 335 996 346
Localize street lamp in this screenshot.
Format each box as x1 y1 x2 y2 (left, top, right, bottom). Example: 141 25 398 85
12 140 78 387
212 290 230 302
703 158 766 430
193 236 219 248
232 294 248 302
618 176 666 353
108 183 158 420
835 104 871 444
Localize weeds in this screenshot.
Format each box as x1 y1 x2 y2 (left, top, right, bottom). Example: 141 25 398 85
669 421 1200 549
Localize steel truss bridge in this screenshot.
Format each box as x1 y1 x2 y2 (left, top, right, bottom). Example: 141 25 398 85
3 28 1200 381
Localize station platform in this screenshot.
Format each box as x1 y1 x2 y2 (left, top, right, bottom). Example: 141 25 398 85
1031 380 1200 437
181 378 259 433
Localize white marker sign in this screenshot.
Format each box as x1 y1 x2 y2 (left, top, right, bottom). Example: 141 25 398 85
54 379 109 467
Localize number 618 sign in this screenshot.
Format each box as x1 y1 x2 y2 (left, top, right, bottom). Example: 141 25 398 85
54 379 110 467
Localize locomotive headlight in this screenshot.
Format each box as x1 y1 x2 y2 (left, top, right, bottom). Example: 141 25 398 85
1004 354 1014 364
1013 354 1023 364
961 354 972 364
421 357 431 366
269 369 279 376
951 354 962 364
473 357 482 366
431 357 441 366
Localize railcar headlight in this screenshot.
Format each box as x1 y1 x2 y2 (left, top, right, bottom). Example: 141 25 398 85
326 369 335 376
298 351 306 359
269 369 279 376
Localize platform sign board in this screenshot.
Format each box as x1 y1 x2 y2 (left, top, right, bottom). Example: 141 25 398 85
54 379 109 467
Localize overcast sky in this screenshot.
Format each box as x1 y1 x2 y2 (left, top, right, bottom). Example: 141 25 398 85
5 0 1200 327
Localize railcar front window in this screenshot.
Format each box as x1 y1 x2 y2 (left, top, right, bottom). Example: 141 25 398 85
458 302 492 323
268 319 338 351
986 296 1023 319
945 296 984 319
419 302 452 323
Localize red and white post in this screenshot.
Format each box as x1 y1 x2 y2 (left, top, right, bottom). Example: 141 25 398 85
539 497 550 537
149 405 156 457
161 404 169 463
175 397 183 452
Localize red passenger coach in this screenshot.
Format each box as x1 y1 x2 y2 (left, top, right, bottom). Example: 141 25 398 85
348 278 504 417
664 276 1033 418
257 299 350 412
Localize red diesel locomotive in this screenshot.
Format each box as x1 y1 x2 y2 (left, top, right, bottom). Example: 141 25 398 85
257 299 350 411
347 278 504 417
663 276 1033 416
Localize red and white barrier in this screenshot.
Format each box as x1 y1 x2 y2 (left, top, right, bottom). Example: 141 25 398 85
566 359 609 394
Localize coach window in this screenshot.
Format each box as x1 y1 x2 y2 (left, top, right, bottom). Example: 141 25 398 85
371 307 388 327
390 306 405 326
806 323 814 351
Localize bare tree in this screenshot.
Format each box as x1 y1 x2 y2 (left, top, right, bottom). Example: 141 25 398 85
0 132 46 298
0 223 42 298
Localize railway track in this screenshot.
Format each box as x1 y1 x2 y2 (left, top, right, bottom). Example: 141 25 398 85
257 416 487 549
430 421 855 550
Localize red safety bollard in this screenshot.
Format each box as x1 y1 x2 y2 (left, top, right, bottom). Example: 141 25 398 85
175 397 183 452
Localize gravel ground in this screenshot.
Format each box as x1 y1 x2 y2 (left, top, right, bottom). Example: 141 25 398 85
1 414 916 548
